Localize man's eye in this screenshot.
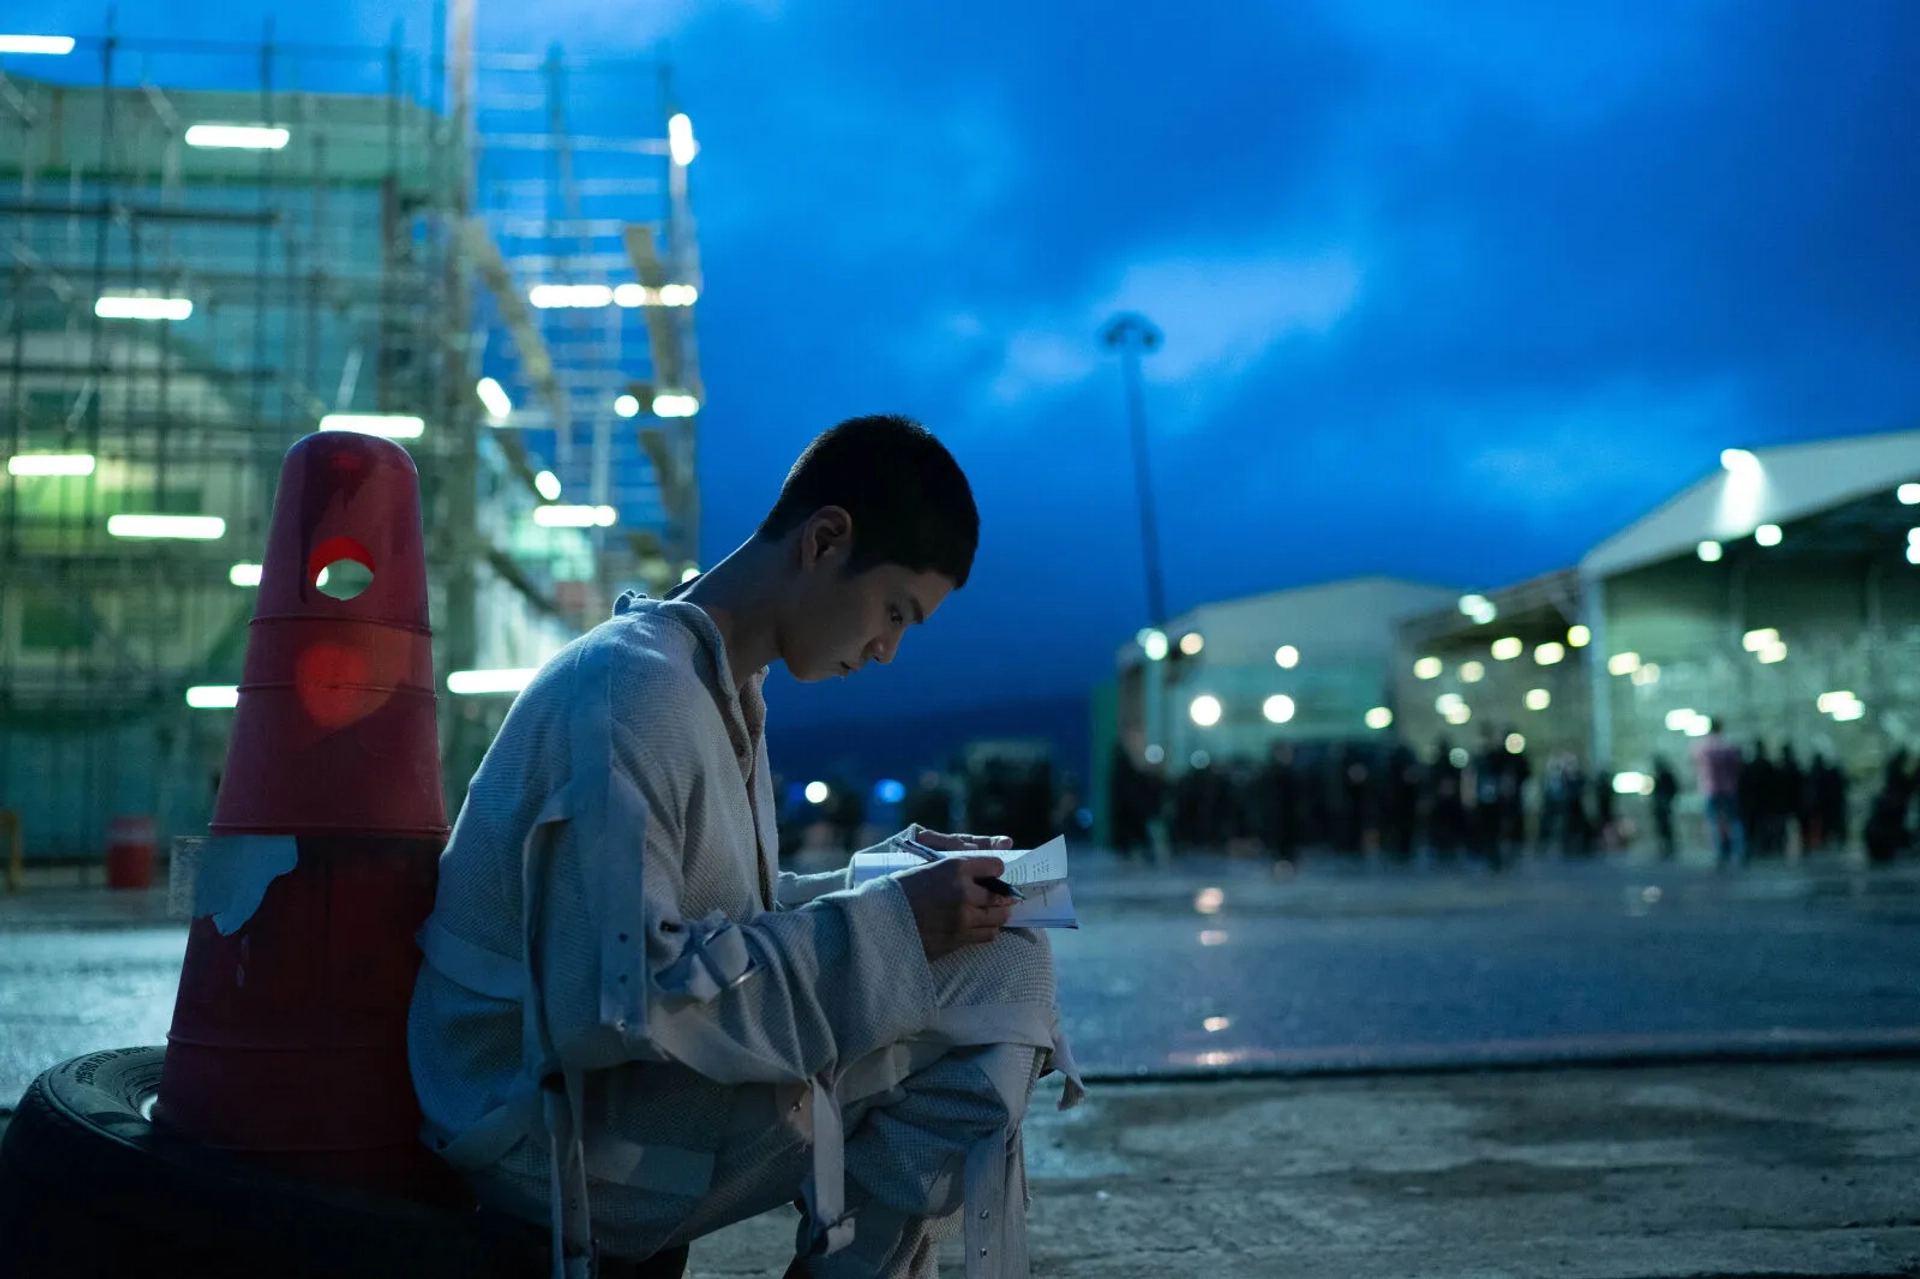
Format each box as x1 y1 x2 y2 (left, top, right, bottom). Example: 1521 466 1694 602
889 609 903 625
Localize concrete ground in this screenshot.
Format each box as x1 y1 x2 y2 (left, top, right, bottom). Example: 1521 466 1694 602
0 1055 1912 1276
688 1059 1920 1278
3 851 1917 1275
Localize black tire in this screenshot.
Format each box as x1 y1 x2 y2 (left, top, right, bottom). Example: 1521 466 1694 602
1 1047 543 1279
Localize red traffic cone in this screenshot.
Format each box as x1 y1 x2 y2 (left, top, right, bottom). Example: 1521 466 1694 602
156 430 459 1204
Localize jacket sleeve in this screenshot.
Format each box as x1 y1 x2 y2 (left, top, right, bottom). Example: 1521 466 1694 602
775 867 854 908
531 713 938 1088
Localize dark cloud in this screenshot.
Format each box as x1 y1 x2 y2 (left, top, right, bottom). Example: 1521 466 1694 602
97 0 1920 725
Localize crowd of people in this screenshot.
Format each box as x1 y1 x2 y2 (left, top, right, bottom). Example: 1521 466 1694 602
1679 719 1852 864
770 724 1919 871
772 754 1093 859
1107 721 1908 867
1108 735 1550 868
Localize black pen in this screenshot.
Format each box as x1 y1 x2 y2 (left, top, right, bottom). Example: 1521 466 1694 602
898 836 1026 900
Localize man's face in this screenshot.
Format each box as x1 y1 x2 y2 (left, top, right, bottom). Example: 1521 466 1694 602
783 511 955 683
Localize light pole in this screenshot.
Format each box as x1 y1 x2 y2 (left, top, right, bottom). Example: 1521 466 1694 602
1102 313 1173 802
1101 312 1168 628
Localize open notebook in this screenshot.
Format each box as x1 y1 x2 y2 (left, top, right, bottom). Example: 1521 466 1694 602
849 835 1078 929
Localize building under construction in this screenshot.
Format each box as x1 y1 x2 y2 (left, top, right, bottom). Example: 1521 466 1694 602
0 23 705 860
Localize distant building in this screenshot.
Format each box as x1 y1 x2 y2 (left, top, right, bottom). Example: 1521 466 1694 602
1578 429 1920 803
1392 568 1591 768
1108 576 1460 774
1094 426 1920 852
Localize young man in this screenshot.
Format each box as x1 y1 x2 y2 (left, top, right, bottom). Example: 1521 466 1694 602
409 415 1081 1279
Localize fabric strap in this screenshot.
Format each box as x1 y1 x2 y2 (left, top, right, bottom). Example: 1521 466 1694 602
798 1076 857 1258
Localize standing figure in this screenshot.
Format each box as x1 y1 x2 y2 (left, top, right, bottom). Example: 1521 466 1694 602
1741 742 1778 857
1428 741 1466 861
1592 767 1616 853
1776 745 1807 856
1864 750 1915 865
1466 734 1503 867
1340 746 1374 855
1261 742 1302 862
1691 718 1746 867
1382 743 1420 861
1651 756 1679 860
1810 753 1848 854
1559 753 1594 857
909 769 956 844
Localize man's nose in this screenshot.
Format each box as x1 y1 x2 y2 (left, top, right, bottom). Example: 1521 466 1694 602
867 634 897 665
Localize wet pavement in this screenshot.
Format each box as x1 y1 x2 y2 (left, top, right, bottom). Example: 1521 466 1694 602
2 854 1919 1107
0 923 184 1108
1053 853 1920 1077
4 855 1918 1276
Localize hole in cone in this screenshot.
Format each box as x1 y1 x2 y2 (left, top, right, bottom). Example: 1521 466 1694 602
308 535 376 601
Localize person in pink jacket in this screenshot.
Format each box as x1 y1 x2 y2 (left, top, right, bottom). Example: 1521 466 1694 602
1691 718 1746 866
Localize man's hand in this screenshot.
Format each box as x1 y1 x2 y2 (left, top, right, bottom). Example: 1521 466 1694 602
897 855 1017 960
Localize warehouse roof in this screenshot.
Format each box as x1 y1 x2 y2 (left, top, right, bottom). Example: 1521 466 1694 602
1579 426 1920 580
1115 575 1459 670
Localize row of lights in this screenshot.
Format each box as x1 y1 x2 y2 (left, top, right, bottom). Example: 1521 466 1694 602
532 504 618 528
0 37 707 173
8 412 425 451
1696 474 1920 561
1431 736 1529 770
13 455 596 532
1656 691 1864 733
72 308 706 428
1432 687 1553 723
228 563 329 587
1181 689 1550 733
1605 627 1789 688
11 489 598 539
616 391 700 418
1144 469 1920 705
191 666 543 707
1136 628 1301 668
527 282 700 310
1605 652 1666 684
7 413 428 447
1184 693 1394 731
480 378 700 425
1427 624 1795 694
1414 626 1589 680
1696 525 1781 560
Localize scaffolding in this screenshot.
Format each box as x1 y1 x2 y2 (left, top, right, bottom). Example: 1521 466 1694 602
465 42 704 614
0 19 703 860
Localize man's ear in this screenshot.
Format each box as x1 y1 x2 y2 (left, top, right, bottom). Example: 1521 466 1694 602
800 506 853 570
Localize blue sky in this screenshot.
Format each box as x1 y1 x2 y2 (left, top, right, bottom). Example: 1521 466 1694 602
43 0 1920 730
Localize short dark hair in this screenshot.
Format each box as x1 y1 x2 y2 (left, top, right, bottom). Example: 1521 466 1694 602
758 414 979 587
